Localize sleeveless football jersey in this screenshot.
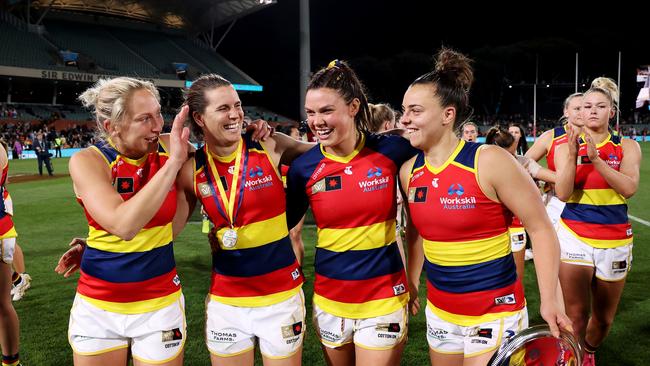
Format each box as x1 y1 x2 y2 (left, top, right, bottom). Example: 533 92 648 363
560 134 632 248
546 126 567 173
194 134 303 307
0 164 17 239
76 140 181 314
287 133 417 318
407 140 525 326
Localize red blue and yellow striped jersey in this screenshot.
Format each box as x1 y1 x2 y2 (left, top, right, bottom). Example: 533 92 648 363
407 140 525 326
194 134 303 307
546 126 567 173
286 133 417 318
76 140 181 314
0 164 17 239
560 134 632 248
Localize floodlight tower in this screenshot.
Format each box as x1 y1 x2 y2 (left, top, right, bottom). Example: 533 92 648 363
299 0 310 121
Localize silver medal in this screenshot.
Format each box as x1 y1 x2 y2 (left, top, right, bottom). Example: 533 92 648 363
222 228 238 248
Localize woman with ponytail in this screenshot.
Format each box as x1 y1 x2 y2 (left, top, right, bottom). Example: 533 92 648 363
399 48 570 365
286 60 417 365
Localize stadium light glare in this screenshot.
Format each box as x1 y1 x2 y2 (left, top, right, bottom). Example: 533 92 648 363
233 84 263 92
184 80 263 92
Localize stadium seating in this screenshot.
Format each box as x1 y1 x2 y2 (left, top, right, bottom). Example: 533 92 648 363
44 20 159 78
0 21 57 69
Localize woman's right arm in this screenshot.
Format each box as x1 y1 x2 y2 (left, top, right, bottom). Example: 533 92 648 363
70 106 190 240
524 129 552 162
553 127 579 201
399 157 423 316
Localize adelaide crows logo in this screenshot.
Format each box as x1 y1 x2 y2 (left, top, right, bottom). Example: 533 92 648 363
325 176 342 191
116 177 134 194
408 186 428 203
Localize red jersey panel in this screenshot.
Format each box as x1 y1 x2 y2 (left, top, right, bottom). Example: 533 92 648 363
194 134 303 307
407 140 524 326
560 134 631 248
77 140 180 314
286 133 417 318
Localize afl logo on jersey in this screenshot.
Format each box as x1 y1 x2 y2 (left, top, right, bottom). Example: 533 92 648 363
197 182 212 198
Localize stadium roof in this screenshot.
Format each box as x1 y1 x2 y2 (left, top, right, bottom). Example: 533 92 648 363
30 0 276 30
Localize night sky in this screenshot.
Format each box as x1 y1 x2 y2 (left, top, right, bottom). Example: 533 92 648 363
216 1 645 122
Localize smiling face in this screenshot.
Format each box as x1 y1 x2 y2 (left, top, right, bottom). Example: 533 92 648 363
400 84 454 151
110 88 163 158
304 87 359 153
194 85 244 148
581 90 614 132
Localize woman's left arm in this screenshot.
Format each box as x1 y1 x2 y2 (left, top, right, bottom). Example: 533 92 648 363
479 146 572 337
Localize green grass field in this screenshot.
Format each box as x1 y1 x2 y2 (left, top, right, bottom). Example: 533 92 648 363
7 144 650 365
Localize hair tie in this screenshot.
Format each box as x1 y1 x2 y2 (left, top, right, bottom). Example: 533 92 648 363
327 59 343 69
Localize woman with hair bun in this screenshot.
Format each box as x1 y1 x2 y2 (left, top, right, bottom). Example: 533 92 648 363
65 77 190 366
399 48 570 365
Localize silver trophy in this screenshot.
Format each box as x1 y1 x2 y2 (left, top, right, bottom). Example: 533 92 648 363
488 325 581 366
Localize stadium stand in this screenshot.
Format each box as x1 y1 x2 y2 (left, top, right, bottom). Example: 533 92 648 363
0 21 57 70
43 20 159 77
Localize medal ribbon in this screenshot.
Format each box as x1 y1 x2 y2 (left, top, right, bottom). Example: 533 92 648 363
204 139 248 228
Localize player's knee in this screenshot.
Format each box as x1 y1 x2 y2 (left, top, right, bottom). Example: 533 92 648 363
591 312 615 331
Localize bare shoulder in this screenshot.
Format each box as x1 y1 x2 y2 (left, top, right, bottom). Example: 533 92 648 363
69 147 109 175
399 154 418 176
398 154 418 190
622 138 641 154
478 144 512 163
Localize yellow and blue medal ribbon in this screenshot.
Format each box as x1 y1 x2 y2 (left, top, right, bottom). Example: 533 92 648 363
204 139 249 247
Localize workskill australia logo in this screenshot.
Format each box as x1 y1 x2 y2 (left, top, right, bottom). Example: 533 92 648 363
359 167 389 192
440 183 476 210
245 165 274 191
